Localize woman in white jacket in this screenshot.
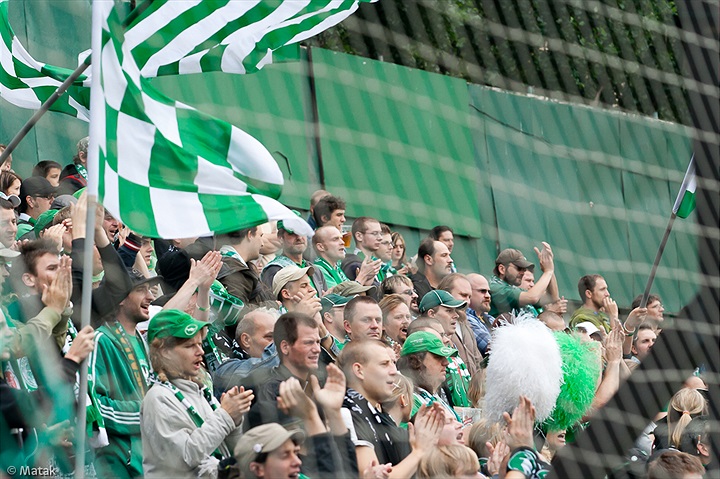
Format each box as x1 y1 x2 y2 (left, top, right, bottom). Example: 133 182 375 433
141 309 254 478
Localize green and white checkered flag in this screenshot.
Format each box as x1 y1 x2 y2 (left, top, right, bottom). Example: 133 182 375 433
125 0 377 76
2 0 375 120
92 1 313 239
0 0 91 119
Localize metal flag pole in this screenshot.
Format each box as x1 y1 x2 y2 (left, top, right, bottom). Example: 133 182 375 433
0 60 90 168
639 214 676 308
73 0 104 475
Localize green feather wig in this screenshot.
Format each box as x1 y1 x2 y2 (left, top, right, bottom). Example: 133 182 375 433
542 332 602 432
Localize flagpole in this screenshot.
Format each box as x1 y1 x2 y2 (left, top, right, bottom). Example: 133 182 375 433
640 213 676 308
0 60 90 168
74 1 104 476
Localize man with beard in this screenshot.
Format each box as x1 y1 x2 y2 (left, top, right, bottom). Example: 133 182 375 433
410 239 453 300
465 273 494 356
437 274 483 375
489 243 558 317
261 216 326 294
568 274 618 334
90 272 162 479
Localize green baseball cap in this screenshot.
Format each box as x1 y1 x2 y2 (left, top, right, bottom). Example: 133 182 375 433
321 293 351 315
400 331 458 357
34 209 59 236
418 290 467 313
147 309 210 344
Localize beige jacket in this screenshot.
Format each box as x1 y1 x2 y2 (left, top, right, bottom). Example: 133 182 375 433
141 378 243 478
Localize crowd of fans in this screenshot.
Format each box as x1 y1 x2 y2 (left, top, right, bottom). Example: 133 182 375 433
0 138 713 479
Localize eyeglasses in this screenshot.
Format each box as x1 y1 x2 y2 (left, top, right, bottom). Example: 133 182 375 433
34 194 54 200
398 289 415 296
379 241 392 247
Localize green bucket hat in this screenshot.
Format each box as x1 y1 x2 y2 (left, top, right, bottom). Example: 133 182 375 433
147 309 210 344
419 290 467 314
34 209 59 236
400 331 458 358
276 210 303 234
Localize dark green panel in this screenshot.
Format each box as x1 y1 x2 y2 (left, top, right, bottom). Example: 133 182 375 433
150 59 319 209
311 49 481 236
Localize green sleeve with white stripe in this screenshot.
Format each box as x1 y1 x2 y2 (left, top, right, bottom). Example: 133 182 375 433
89 333 143 436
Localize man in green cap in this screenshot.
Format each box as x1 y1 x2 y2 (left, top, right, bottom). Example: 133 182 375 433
320 293 351 350
397 330 460 420
142 308 254 478
418 290 467 341
261 211 326 294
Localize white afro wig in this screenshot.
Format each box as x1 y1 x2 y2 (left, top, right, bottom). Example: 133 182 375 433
481 313 563 424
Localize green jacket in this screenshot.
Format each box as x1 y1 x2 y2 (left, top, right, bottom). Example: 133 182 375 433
89 323 150 476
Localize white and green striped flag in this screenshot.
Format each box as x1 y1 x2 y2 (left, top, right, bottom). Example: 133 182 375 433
672 156 696 219
90 1 312 239
0 0 91 120
125 0 377 76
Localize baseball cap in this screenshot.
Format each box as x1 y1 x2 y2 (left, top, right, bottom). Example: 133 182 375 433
34 209 59 236
234 424 305 479
20 176 57 200
332 280 376 298
50 194 77 210
495 248 534 270
575 321 601 338
129 270 164 289
401 331 458 357
0 247 20 259
272 264 315 298
418 290 467 313
276 210 303 234
0 192 20 208
147 308 210 344
321 293 351 314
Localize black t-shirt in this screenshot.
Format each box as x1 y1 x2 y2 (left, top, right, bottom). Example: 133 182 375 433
342 388 411 466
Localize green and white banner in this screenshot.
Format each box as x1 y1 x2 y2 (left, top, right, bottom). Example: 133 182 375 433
0 0 90 119
91 1 312 239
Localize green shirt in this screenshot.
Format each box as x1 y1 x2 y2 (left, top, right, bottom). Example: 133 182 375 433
569 306 611 333
314 257 349 289
489 275 541 317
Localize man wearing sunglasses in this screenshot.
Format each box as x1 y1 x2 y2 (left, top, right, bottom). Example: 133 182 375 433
465 273 494 356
